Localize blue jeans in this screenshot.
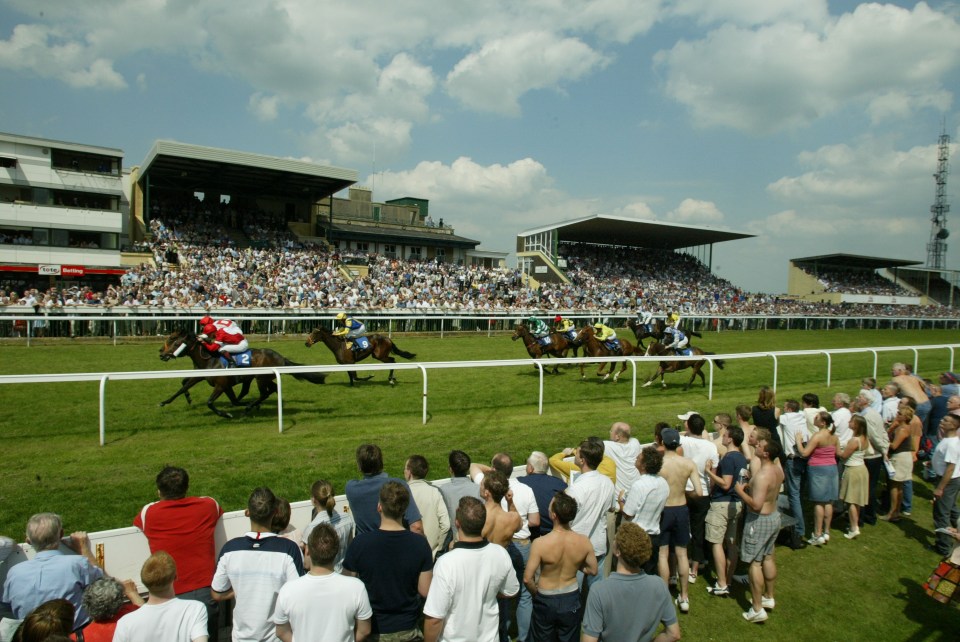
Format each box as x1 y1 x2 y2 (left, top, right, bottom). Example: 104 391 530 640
902 479 913 513
514 539 532 642
577 552 606 590
785 457 807 536
499 542 525 642
530 590 582 642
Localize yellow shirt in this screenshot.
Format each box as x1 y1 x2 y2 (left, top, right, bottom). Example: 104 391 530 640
548 452 617 486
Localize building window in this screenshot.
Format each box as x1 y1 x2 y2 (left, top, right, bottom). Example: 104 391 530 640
384 244 396 258
356 242 369 252
409 246 421 259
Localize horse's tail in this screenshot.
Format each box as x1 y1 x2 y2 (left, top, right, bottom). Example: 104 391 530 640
690 331 703 339
702 351 725 370
284 358 327 384
391 343 416 360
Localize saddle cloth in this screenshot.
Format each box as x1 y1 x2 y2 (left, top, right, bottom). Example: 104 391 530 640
219 349 253 367
352 336 371 351
536 335 553 347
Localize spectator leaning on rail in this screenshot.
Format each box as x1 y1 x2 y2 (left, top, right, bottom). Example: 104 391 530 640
1 513 104 632
133 465 222 641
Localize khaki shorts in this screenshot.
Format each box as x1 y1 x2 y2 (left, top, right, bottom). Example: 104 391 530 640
705 501 743 545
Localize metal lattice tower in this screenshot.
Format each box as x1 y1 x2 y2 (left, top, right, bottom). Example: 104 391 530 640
926 127 951 269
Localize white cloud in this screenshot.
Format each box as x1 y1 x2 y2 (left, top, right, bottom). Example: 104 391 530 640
0 23 126 89
375 156 551 202
610 201 657 219
655 2 960 132
249 93 280 122
446 31 610 116
666 198 724 223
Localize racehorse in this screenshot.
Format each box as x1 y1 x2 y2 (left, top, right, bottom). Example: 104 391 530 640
511 323 574 374
158 328 326 418
641 340 725 390
305 327 416 386
574 325 637 382
627 318 666 349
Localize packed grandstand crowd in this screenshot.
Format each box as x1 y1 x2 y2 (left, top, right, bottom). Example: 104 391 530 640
800 267 911 297
0 206 957 318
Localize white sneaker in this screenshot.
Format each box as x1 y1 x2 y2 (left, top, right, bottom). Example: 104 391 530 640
844 530 860 540
761 596 775 610
675 596 690 613
807 534 825 546
822 532 830 543
742 607 768 623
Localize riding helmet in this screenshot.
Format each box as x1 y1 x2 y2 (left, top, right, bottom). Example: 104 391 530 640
336 312 347 321
200 315 213 325
202 323 216 336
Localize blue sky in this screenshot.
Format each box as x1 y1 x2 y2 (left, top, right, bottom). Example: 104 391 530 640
1 0 959 293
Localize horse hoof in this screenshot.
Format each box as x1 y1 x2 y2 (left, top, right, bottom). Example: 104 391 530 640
389 379 396 386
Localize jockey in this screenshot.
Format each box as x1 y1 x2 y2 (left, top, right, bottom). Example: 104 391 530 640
527 316 550 341
200 314 241 334
554 314 576 341
667 311 681 328
593 321 620 351
636 307 654 329
333 312 367 351
663 324 689 355
198 322 248 367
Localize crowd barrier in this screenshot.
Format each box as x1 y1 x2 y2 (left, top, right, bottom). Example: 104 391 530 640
1 312 960 345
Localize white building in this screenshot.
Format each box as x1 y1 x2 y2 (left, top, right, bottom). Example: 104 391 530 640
0 132 128 291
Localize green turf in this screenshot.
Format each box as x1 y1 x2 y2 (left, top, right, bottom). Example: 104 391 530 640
2 329 960 638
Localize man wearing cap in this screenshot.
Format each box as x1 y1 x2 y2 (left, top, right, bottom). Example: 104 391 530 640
592 322 619 352
333 312 366 351
677 412 719 586
657 428 700 615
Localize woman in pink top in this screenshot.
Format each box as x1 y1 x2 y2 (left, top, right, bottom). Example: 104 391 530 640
798 411 840 546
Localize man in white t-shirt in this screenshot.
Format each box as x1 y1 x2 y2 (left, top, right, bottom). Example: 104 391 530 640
602 421 642 575
881 383 901 424
831 393 853 449
566 438 618 590
470 452 539 642
932 414 960 555
114 551 208 642
677 412 719 584
424 497 519 642
274 523 372 642
620 446 669 576
780 400 811 546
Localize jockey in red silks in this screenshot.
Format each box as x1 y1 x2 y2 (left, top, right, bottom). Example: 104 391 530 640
198 321 249 368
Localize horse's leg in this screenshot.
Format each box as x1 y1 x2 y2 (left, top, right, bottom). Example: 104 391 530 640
382 354 398 385
243 376 275 414
613 360 626 382
684 364 701 391
159 377 203 407
206 384 234 419
235 376 252 401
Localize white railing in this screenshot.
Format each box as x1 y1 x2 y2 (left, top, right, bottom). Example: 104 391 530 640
0 344 956 446
2 312 960 347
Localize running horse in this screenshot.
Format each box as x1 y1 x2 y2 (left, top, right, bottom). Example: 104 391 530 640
641 341 725 390
574 325 637 382
511 323 574 374
305 327 416 386
158 328 327 418
626 318 666 349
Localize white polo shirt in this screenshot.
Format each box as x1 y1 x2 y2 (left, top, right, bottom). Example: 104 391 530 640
567 470 618 556
679 435 719 496
603 438 642 494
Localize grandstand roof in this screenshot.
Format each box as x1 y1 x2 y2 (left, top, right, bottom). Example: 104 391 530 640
328 222 480 248
137 140 357 200
517 214 753 249
790 253 922 270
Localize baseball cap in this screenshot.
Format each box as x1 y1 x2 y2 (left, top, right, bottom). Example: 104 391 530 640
677 411 699 421
942 372 959 384
661 428 681 448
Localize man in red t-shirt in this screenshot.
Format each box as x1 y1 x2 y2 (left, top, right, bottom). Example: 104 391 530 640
133 465 223 641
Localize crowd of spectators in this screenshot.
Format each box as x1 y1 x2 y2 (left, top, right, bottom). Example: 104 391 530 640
801 267 911 296
2 364 958 640
2 207 959 319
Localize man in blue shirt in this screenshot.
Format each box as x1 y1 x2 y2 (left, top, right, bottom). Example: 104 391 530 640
346 444 424 535
1 513 104 631
517 451 567 536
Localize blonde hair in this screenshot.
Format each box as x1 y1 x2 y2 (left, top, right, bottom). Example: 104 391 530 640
756 386 776 410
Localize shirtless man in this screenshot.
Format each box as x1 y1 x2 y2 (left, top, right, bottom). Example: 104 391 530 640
893 362 931 429
523 493 597 642
735 440 785 623
657 428 700 615
480 471 522 642
736 404 757 461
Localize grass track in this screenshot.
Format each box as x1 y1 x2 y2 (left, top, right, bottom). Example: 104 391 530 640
2 329 960 639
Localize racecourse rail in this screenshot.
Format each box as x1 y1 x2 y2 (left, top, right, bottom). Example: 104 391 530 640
2 311 960 345
0 343 956 446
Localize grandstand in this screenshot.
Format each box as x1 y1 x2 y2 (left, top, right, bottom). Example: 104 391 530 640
789 254 960 310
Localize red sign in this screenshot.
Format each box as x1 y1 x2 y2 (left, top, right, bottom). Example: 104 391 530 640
61 265 85 277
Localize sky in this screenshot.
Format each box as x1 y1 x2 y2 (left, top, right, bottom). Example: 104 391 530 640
1 0 959 294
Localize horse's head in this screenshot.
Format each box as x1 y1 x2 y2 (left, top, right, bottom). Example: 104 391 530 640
305 328 323 348
575 325 595 343
159 328 194 361
511 324 527 341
